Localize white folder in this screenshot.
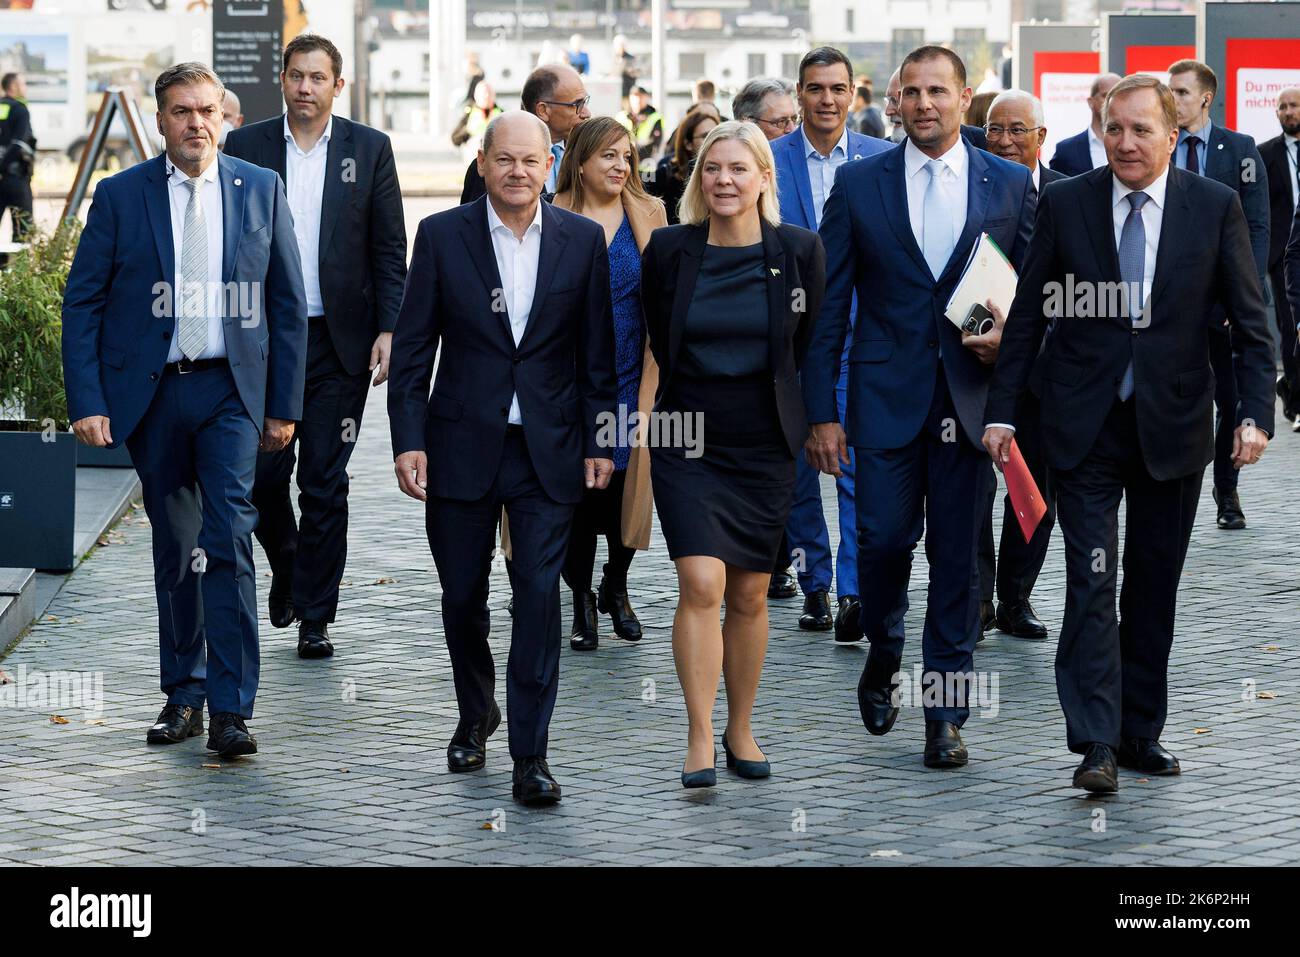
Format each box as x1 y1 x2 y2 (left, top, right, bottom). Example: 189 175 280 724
944 233 1018 334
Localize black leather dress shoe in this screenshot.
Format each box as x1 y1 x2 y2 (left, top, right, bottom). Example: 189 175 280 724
923 720 969 768
512 756 562 806
995 600 1048 640
206 712 257 757
1213 488 1246 530
799 590 833 631
1072 742 1119 793
767 569 798 599
857 646 901 736
833 595 862 645
297 619 334 658
1117 737 1180 775
268 567 296 629
569 590 599 651
979 600 996 633
597 566 642 641
146 703 204 744
447 701 501 773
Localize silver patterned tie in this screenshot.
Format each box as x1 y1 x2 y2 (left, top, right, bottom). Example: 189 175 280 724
177 176 208 361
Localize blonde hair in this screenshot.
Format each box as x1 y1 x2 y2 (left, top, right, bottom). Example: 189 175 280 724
677 120 781 228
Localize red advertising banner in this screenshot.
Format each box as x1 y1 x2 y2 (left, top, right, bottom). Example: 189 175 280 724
1125 44 1196 75
1225 37 1300 140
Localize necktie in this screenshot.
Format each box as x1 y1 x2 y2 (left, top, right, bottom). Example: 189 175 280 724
1292 140 1300 209
922 159 954 280
1184 135 1200 175
1116 190 1150 401
177 177 208 361
546 142 564 193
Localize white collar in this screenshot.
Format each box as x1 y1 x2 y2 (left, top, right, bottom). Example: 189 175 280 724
1088 125 1103 147
801 124 849 160
1112 165 1169 211
1031 163 1041 191
283 113 333 151
166 153 220 185
904 134 967 179
486 195 544 238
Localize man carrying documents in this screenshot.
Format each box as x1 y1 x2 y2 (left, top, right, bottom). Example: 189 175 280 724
803 46 1035 769
983 75 1273 793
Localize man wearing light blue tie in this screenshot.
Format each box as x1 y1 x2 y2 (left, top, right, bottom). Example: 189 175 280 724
771 46 892 643
803 47 1035 769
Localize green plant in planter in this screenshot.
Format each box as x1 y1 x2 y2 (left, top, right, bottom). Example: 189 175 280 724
0 219 81 431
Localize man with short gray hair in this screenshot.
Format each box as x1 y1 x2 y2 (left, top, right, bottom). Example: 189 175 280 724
62 61 308 758
732 77 797 141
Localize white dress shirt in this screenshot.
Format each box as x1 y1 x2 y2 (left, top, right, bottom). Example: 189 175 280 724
1112 166 1166 315
1285 133 1300 210
802 125 850 227
165 154 225 362
904 135 968 263
1088 125 1107 170
1031 162 1041 194
283 113 332 317
485 197 544 426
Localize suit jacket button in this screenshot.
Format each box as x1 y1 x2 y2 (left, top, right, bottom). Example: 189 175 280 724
513 357 521 365
162 330 171 340
500 408 508 415
149 372 159 381
928 340 937 348
1131 330 1138 337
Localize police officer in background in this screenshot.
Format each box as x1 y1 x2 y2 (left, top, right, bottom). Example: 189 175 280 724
0 72 36 242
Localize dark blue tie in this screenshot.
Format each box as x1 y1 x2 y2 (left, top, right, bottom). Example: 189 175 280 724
1183 135 1200 175
1117 190 1150 401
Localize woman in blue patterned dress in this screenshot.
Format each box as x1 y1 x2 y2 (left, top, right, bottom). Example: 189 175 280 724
552 116 668 651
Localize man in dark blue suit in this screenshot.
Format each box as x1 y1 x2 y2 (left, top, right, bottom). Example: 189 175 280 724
985 75 1273 792
1049 73 1121 177
388 111 617 807
770 46 891 642
62 63 308 757
1168 59 1270 531
804 47 1035 768
976 89 1065 642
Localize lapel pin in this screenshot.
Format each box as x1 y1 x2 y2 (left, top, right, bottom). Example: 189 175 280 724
770 267 781 277
234 177 242 186
1216 143 1224 150
853 153 861 160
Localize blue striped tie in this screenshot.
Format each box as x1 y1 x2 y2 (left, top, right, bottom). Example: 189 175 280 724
1116 190 1149 401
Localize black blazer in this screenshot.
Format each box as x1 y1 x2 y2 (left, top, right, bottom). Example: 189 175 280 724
1038 164 1068 192
387 196 617 505
986 165 1275 482
460 157 486 205
640 219 825 457
1049 129 1094 178
224 114 408 376
1259 133 1297 271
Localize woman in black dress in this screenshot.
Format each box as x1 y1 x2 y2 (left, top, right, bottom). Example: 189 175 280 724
640 121 825 787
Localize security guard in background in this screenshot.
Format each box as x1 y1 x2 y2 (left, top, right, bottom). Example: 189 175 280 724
0 72 36 242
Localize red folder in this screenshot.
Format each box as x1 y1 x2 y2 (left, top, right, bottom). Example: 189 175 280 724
1004 438 1047 544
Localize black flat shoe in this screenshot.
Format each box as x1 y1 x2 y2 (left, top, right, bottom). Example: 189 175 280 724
513 756 562 806
146 703 204 744
447 701 502 773
569 589 599 651
995 600 1048 640
206 712 257 757
297 619 334 658
268 566 296 629
721 731 770 779
833 595 862 645
1073 742 1119 792
799 589 833 631
1213 488 1246 530
597 566 642 641
857 645 901 736
1117 737 1180 775
768 569 798 599
923 719 968 768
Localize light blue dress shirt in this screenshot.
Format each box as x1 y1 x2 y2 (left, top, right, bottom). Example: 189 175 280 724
802 126 850 227
1176 119 1212 174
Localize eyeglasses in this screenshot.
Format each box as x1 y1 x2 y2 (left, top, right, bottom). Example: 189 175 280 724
541 94 591 112
756 114 798 131
985 124 1042 141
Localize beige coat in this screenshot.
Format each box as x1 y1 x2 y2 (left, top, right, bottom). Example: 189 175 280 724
500 191 667 557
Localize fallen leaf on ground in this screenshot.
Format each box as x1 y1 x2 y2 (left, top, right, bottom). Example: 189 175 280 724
870 849 902 858
49 714 70 725
1262 645 1280 652
85 719 106 726
479 822 494 830
1136 778 1150 784
201 763 221 770
1193 728 1211 734
1255 691 1277 699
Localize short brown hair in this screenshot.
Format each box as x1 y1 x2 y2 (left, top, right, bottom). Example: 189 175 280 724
671 106 721 178
900 45 967 90
1104 74 1178 132
1167 59 1217 97
283 33 343 80
154 62 224 111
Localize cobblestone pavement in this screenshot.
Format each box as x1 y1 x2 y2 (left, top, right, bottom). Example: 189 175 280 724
2 201 1297 866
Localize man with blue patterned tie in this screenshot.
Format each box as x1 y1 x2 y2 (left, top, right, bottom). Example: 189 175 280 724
985 75 1273 793
458 64 590 204
804 47 1035 770
1167 59 1270 532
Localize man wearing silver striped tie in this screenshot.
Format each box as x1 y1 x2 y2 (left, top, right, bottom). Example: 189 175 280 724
62 62 308 758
